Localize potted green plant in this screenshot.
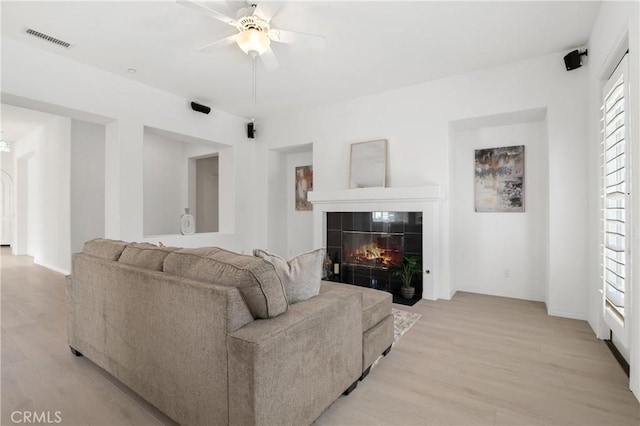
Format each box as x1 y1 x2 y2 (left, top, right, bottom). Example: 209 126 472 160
391 255 422 299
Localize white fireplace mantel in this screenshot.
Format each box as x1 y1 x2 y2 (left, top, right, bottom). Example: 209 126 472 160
308 186 444 301
307 186 444 205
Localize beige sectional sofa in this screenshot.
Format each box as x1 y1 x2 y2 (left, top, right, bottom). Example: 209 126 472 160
67 239 393 425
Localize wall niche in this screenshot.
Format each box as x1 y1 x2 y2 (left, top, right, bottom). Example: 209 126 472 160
449 108 549 302
143 126 229 237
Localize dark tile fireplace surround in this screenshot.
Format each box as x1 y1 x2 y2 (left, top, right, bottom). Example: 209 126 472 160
325 211 422 306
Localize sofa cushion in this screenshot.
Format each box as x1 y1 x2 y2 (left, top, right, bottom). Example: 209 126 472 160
118 243 179 271
320 281 392 332
253 248 325 304
82 238 128 261
163 247 288 319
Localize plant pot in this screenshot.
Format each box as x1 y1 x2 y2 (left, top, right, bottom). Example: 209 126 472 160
401 286 415 299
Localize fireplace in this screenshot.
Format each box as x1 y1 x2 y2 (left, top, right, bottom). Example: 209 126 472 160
343 232 403 268
326 211 422 305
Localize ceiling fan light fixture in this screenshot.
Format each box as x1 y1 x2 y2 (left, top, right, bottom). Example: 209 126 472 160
236 28 270 56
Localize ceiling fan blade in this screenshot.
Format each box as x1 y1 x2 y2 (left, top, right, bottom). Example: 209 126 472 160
252 1 286 23
177 0 238 27
260 46 279 71
197 34 237 52
268 28 325 50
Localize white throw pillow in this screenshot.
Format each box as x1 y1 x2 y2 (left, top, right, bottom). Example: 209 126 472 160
253 248 325 304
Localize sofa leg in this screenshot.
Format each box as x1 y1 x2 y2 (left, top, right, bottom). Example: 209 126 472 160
360 366 371 381
343 380 358 396
382 344 392 357
69 346 83 357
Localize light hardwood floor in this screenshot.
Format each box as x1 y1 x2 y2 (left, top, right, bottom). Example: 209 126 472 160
2 248 639 425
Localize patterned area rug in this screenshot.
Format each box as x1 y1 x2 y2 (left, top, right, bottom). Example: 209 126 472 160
371 308 421 369
392 308 422 342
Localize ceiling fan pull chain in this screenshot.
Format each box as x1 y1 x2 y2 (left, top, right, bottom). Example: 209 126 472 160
253 55 257 105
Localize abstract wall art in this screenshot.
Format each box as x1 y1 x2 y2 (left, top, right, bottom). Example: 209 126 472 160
295 165 313 211
474 145 525 212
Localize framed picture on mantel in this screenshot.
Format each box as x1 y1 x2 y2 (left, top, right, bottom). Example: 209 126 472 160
349 139 387 188
295 165 313 211
474 145 525 212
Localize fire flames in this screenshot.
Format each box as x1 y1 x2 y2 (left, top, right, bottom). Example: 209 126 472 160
346 242 399 268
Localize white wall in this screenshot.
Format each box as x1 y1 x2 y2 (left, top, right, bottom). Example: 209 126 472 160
451 118 548 301
1 151 15 245
259 51 589 319
1 152 14 178
14 155 29 255
26 154 37 256
3 36 258 253
195 156 219 233
286 151 314 257
143 132 185 236
266 150 288 256
12 116 71 274
586 0 640 402
70 120 105 254
183 141 223 233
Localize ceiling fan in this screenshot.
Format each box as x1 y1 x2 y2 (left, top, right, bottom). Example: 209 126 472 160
178 0 325 71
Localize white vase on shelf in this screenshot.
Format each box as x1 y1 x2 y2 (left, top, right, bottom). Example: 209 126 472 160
180 208 195 235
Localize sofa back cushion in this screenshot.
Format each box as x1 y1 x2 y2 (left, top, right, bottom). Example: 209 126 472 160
82 238 128 261
118 243 179 271
253 248 325 304
163 247 288 319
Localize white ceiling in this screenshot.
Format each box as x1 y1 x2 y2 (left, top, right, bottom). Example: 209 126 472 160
1 1 601 119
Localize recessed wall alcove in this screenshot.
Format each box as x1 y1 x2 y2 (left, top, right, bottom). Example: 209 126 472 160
449 108 550 302
142 126 232 238
266 142 314 258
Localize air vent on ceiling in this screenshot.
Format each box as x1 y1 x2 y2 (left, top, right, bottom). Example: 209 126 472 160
26 28 71 48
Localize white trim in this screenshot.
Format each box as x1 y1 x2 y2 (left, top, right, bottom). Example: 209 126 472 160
597 31 629 81
458 286 545 302
33 259 69 276
601 54 631 347
547 309 589 321
308 186 444 204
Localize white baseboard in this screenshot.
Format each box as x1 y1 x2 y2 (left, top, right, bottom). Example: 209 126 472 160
34 259 70 276
457 286 545 302
631 380 640 404
441 290 456 300
451 286 588 321
546 309 588 321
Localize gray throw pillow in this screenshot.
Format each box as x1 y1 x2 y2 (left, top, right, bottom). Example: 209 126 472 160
253 248 325 304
